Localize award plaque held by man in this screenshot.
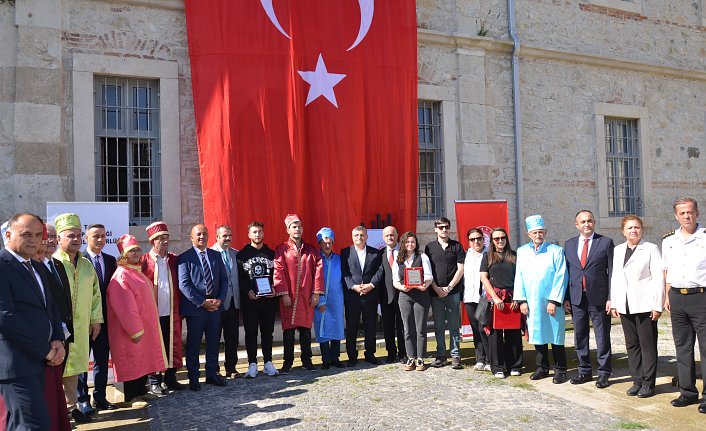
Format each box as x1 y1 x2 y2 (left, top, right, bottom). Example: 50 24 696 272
255 277 273 297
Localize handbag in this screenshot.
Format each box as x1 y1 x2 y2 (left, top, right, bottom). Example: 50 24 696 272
474 295 491 328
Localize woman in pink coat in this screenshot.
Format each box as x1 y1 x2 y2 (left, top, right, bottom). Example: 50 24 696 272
107 234 167 402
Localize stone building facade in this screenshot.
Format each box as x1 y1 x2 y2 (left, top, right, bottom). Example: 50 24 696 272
1 0 704 251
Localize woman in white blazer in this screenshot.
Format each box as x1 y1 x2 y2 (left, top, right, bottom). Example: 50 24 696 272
609 215 664 399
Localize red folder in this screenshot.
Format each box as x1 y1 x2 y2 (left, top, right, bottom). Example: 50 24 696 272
493 305 521 329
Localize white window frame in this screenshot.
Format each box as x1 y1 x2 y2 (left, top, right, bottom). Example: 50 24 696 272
71 53 180 236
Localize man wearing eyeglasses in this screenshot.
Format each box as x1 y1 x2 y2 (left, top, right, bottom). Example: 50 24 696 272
514 215 569 384
564 210 614 389
425 217 466 369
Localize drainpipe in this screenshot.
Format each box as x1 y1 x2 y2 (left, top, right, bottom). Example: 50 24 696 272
508 0 524 240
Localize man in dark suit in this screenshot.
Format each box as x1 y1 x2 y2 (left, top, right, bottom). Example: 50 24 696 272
563 210 614 389
0 213 65 430
77 224 117 411
43 225 73 345
178 224 229 391
379 226 406 364
341 226 384 366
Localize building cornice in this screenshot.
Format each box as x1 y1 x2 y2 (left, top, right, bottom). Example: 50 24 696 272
418 29 706 82
98 0 184 11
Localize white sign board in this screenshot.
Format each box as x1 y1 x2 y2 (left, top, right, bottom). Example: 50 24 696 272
366 229 385 250
46 202 130 257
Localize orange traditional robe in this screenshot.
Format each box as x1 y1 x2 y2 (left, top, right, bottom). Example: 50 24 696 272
107 265 167 382
141 251 183 369
274 240 324 330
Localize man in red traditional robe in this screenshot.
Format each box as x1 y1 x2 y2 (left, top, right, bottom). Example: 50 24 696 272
141 222 184 393
274 214 324 374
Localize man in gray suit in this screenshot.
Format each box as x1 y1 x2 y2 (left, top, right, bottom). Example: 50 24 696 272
212 225 241 378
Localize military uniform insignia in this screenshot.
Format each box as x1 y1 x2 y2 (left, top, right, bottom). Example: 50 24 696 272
662 230 675 239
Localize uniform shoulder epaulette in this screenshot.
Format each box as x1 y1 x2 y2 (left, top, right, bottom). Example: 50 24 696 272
662 230 675 239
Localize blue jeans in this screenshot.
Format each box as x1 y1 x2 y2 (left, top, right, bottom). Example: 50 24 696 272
431 293 461 358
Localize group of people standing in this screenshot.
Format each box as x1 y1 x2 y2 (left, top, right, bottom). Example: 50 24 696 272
1 196 705 429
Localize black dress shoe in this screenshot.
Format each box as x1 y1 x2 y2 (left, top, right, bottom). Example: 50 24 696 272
698 402 706 414
570 374 593 385
399 356 408 365
205 377 227 386
164 380 186 391
70 408 92 423
552 371 567 384
671 395 698 407
595 376 610 389
365 356 380 365
330 359 345 369
347 359 358 367
279 362 292 374
530 368 549 380
302 362 317 371
385 355 396 364
626 384 641 396
93 399 117 410
637 387 654 398
189 381 201 392
321 362 330 370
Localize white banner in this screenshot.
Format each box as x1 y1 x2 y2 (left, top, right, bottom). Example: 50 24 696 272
46 202 130 257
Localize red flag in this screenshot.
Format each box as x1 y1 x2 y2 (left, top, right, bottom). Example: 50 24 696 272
185 0 418 248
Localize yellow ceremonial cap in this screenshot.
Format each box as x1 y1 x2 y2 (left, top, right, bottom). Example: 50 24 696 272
54 213 81 234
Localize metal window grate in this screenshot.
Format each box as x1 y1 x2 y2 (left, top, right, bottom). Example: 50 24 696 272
418 101 444 220
605 117 642 216
94 76 162 225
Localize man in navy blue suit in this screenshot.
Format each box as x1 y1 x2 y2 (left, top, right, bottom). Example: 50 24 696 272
563 210 614 389
0 213 65 430
178 224 229 391
77 224 117 412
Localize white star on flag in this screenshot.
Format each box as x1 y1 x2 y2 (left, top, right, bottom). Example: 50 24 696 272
297 54 346 108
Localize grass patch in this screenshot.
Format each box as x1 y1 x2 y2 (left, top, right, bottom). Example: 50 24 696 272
614 421 648 430
517 414 534 423
372 397 382 402
511 382 536 391
485 377 508 385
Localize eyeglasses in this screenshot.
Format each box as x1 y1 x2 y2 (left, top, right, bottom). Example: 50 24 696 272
528 230 545 237
468 237 483 242
436 225 450 231
492 236 507 242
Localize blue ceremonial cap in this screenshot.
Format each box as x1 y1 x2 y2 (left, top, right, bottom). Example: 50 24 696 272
316 227 334 243
525 214 545 232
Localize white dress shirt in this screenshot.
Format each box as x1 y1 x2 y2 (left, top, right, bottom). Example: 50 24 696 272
463 248 483 303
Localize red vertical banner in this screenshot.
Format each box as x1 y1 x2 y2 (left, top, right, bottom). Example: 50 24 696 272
455 200 509 339
185 1 418 247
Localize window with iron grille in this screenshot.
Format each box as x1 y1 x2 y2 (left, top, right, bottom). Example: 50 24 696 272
418 101 444 220
94 77 161 225
605 117 642 216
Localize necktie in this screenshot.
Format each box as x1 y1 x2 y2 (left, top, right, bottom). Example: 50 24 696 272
580 238 589 291
23 261 45 305
388 249 394 267
222 250 231 276
94 255 104 285
201 251 215 296
48 260 62 285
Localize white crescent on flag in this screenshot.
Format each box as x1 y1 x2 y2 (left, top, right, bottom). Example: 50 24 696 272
260 0 374 50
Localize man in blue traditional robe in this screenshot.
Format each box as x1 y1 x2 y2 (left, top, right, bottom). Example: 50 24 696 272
514 214 569 384
314 227 345 369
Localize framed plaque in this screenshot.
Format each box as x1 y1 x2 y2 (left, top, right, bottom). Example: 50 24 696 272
404 267 424 289
255 277 273 297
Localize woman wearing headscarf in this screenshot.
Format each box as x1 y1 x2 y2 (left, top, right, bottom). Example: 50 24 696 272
107 234 167 402
392 232 433 371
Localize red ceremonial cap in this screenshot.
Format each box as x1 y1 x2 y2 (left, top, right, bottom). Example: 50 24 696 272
284 214 301 229
117 234 140 256
146 221 169 241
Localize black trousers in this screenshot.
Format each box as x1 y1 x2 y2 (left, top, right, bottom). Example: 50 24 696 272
283 327 312 365
220 300 240 373
344 290 379 360
535 344 566 372
620 312 658 389
380 298 406 359
571 292 612 377
77 321 110 404
242 300 277 364
148 316 179 385
465 302 488 365
123 375 148 402
488 328 523 374
669 289 706 398
0 373 49 431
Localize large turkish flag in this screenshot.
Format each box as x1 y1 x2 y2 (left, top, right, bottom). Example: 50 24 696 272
185 0 418 248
